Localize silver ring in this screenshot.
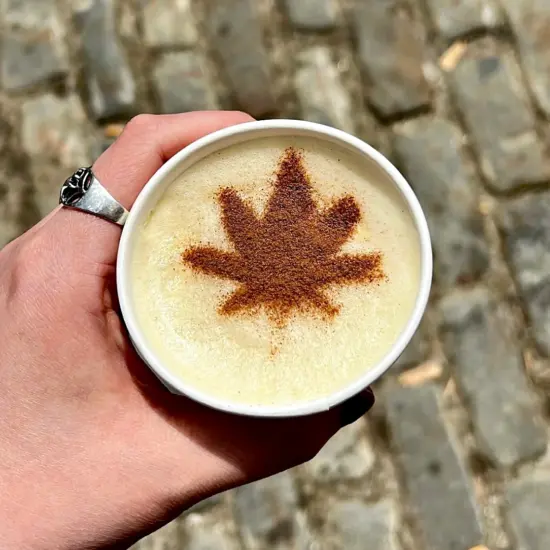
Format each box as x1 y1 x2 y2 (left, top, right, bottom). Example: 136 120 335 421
59 167 129 226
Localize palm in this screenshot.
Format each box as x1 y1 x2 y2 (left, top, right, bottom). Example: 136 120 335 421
51 208 335 504
92 278 337 488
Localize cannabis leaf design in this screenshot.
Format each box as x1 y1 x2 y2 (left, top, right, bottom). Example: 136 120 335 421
182 147 385 326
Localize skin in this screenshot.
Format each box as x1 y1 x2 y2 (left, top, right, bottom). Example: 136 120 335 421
0 112 374 550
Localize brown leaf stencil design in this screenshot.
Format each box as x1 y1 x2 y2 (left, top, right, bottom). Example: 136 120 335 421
182 147 385 326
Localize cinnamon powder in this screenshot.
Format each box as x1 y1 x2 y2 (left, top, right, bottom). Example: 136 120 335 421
182 147 385 326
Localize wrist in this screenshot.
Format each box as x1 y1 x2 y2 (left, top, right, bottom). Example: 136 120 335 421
0 419 199 550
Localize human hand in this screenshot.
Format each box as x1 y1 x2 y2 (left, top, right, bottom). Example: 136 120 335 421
0 112 375 550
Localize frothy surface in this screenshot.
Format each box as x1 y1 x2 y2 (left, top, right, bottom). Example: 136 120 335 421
131 135 421 406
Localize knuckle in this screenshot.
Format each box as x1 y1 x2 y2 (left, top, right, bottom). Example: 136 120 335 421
123 114 158 137
231 110 255 122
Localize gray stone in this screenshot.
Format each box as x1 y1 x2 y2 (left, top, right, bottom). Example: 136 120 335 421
0 162 27 248
233 472 310 549
184 515 239 550
21 94 97 216
0 108 36 245
21 94 93 165
3 0 59 26
205 0 276 117
506 476 550 550
393 116 489 287
1 0 68 91
283 0 340 31
185 530 236 550
295 46 354 132
422 0 502 41
326 499 399 550
386 384 483 550
500 0 550 117
497 193 550 357
2 0 69 36
306 420 374 482
448 38 550 192
74 0 137 120
394 317 432 371
142 0 198 48
153 52 217 113
440 288 546 467
351 0 431 119
1 32 67 92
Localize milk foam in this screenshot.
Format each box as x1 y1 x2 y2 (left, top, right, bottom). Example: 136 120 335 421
131 136 421 406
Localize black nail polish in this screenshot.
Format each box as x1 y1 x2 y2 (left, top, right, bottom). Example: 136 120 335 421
340 388 375 426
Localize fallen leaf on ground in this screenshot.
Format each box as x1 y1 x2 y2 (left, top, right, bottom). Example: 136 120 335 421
399 361 443 386
440 41 467 71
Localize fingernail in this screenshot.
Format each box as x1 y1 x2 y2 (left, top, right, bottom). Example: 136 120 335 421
340 388 375 427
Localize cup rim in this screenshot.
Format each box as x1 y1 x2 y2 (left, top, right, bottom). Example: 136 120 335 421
117 119 433 418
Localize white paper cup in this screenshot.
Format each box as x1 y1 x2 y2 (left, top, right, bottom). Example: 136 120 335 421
117 119 432 418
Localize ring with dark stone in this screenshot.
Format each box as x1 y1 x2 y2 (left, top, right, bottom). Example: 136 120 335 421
60 167 93 207
59 167 129 226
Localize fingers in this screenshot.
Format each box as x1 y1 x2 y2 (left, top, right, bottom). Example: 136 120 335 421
171 386 376 483
301 388 375 456
49 111 254 270
339 388 376 427
93 111 254 208
129 370 376 507
273 389 375 471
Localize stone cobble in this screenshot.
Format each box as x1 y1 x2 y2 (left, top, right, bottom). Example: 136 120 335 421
141 0 198 49
283 0 340 32
351 0 431 120
497 192 550 358
0 163 26 248
204 0 276 117
294 46 354 132
305 420 375 483
183 512 240 550
1 0 68 91
0 152 31 248
386 383 484 550
74 0 137 120
233 472 311 549
501 0 550 118
392 115 489 287
506 475 550 550
153 51 217 113
325 499 399 550
440 287 547 467
421 0 502 42
448 37 550 192
0 105 33 247
1 0 549 549
393 315 432 371
20 93 98 216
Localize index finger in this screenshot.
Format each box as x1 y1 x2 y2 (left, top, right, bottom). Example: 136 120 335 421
50 111 254 269
93 111 255 208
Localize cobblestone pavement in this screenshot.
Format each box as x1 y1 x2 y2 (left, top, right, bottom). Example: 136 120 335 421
1 0 550 548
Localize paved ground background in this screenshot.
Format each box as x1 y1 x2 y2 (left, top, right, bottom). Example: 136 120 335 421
1 0 550 548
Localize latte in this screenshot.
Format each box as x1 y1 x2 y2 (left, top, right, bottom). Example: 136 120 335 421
131 135 421 406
